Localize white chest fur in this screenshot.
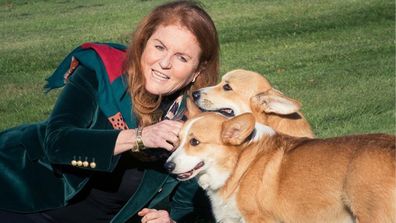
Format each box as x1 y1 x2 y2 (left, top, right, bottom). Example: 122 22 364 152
207 190 245 223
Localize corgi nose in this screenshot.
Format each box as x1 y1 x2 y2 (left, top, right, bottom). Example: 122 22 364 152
164 161 176 172
192 91 200 101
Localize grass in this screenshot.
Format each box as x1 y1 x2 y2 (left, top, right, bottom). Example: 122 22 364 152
0 0 394 222
0 0 394 137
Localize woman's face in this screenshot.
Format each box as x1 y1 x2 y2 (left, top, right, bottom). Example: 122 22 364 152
141 24 202 96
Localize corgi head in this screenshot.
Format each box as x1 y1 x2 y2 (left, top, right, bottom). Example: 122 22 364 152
191 69 314 138
192 69 301 117
165 112 267 190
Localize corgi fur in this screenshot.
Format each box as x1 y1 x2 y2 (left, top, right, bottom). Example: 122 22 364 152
165 112 396 223
192 69 314 138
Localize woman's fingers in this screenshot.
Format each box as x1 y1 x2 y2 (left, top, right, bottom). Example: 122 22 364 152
138 208 175 223
141 120 183 150
137 208 152 216
158 120 183 136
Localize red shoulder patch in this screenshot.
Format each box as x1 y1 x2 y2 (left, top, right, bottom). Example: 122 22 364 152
81 42 126 83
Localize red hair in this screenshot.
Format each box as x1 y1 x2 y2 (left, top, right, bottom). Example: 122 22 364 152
124 1 220 126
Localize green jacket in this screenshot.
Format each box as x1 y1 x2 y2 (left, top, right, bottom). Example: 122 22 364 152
0 43 210 223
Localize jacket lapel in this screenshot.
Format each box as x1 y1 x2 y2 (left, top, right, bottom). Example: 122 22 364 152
110 76 135 128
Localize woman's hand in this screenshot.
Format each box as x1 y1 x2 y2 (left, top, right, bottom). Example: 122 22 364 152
138 208 176 223
113 120 183 155
141 120 183 151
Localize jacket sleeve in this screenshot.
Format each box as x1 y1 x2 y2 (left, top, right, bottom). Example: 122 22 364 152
44 65 121 172
170 179 214 222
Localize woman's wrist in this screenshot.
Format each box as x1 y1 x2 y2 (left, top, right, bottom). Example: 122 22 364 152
131 127 145 152
113 129 139 155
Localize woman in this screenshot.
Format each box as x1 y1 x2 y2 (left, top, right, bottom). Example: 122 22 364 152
0 1 219 223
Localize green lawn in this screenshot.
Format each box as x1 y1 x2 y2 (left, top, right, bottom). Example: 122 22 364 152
0 0 395 137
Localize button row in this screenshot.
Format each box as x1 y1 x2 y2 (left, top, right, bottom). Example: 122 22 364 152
71 160 96 168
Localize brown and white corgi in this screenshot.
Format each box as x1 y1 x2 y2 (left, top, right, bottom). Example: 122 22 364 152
165 112 395 223
192 69 314 138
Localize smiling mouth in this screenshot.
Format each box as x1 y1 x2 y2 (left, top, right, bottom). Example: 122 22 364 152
152 69 170 80
198 106 235 117
175 161 205 180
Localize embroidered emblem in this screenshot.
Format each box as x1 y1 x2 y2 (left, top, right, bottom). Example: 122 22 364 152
108 112 129 130
64 57 80 82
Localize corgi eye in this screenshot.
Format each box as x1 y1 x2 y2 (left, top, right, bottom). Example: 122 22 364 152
223 83 232 91
190 138 200 146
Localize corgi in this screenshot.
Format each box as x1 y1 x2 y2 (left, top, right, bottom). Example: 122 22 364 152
165 112 395 223
192 69 314 138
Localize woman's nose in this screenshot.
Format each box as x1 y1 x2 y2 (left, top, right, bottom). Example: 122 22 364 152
159 54 172 69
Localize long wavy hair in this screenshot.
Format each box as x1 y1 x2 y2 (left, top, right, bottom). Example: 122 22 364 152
123 0 220 127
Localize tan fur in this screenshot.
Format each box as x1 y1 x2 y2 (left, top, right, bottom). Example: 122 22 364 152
193 69 314 138
169 113 396 223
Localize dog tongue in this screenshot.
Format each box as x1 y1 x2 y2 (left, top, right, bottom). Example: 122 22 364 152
219 108 234 116
177 170 193 179
176 162 204 180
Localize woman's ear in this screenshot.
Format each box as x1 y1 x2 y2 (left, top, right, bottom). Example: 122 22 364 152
192 61 207 83
191 72 200 83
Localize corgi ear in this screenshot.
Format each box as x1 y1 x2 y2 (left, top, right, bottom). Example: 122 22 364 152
221 113 256 145
251 89 301 115
185 96 202 119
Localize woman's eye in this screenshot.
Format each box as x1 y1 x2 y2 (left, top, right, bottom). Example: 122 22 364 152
190 138 200 146
177 55 188 63
155 45 164 51
223 84 232 91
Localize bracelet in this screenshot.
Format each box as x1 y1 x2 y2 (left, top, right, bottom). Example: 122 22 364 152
131 127 145 152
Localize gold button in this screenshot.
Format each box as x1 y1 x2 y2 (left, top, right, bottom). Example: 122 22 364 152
71 160 77 166
83 161 89 167
90 162 96 168
77 160 83 167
